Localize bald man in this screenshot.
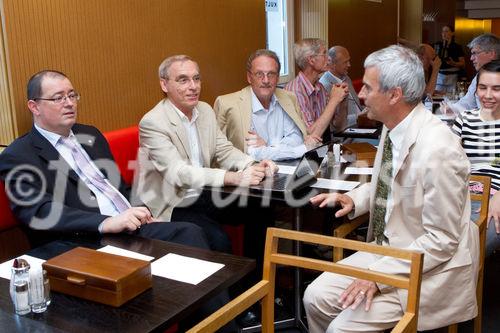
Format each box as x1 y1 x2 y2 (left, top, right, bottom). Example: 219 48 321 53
416 43 441 96
319 45 362 132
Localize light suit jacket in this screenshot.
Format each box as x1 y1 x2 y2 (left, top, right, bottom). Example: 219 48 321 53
137 99 254 220
214 86 308 153
347 104 479 330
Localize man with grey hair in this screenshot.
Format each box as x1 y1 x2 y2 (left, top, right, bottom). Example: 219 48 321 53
285 38 348 141
319 45 362 131
137 54 277 253
448 33 499 113
214 49 320 161
303 45 478 332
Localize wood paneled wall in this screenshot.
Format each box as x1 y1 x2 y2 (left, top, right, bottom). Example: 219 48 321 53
0 0 265 142
327 0 398 80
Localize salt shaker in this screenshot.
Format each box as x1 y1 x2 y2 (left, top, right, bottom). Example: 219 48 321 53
29 264 47 313
10 258 31 315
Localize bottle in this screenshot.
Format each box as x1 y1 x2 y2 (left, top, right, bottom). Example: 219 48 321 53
43 270 51 306
29 265 47 313
10 258 31 315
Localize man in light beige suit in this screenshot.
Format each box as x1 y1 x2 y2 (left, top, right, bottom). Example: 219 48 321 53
303 45 479 332
136 55 277 253
214 49 320 161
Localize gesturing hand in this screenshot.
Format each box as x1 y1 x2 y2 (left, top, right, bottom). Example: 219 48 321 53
309 193 354 217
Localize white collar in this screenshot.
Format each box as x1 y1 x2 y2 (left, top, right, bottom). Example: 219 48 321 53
388 108 415 150
169 99 199 124
250 89 277 113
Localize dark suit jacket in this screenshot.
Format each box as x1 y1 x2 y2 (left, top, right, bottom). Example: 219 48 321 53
0 124 130 245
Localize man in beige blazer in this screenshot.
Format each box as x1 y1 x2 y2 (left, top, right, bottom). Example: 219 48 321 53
303 45 479 332
136 55 277 253
214 49 320 161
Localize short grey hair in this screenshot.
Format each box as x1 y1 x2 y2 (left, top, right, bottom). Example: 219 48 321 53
467 33 500 59
293 38 326 70
364 45 425 105
158 55 198 79
246 49 281 73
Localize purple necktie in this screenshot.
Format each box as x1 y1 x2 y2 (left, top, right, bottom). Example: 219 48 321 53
60 136 130 213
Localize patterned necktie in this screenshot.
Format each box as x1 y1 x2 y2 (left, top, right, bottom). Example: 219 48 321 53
60 136 130 213
372 132 393 245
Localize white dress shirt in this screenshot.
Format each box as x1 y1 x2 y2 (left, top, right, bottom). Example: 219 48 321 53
248 90 306 161
34 124 129 217
384 109 415 234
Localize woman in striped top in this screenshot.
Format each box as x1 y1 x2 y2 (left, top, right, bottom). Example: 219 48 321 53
452 59 500 256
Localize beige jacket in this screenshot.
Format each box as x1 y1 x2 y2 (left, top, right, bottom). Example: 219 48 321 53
214 86 308 153
136 99 254 220
347 104 478 330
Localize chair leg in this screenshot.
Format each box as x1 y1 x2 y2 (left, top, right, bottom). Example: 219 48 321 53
447 323 458 333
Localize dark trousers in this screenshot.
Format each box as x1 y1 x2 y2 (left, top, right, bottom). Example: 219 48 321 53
171 190 273 258
137 221 210 249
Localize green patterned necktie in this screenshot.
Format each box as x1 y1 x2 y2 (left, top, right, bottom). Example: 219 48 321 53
372 133 393 245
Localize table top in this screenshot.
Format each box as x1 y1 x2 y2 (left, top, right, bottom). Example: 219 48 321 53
0 234 255 333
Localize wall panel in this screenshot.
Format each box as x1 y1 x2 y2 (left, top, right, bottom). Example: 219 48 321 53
327 0 398 79
1 0 266 140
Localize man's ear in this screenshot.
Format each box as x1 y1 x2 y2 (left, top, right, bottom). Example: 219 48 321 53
27 100 40 116
246 72 252 85
159 79 168 94
388 87 403 105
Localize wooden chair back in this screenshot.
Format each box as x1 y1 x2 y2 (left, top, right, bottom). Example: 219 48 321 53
187 227 424 333
447 175 491 333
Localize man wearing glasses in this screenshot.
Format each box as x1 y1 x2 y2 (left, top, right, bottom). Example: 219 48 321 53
447 33 499 113
214 49 319 161
285 38 349 141
320 45 363 132
0 70 209 249
137 55 277 254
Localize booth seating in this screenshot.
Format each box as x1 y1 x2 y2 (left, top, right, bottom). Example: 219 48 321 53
102 126 245 256
0 125 245 261
352 78 363 93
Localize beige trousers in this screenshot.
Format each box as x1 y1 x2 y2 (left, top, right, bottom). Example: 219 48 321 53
303 251 404 333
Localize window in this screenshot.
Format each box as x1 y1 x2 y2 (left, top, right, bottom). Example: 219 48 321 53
266 0 294 83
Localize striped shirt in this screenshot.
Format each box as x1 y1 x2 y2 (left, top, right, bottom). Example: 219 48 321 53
452 109 500 191
285 71 328 128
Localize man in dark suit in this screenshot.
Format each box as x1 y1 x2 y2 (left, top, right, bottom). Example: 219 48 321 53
0 70 209 249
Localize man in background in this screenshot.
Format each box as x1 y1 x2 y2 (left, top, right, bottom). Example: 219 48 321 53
319 45 362 131
215 49 320 161
285 38 348 141
447 33 499 113
417 43 442 96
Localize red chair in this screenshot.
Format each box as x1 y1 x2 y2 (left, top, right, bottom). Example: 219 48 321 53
352 78 363 94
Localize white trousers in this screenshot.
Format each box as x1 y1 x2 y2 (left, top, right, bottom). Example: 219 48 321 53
303 251 404 333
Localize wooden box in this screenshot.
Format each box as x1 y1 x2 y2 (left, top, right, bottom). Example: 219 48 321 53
42 247 152 307
342 143 377 167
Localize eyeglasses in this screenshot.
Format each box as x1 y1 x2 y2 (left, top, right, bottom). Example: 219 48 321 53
251 71 279 80
34 92 80 104
471 50 487 57
174 75 201 86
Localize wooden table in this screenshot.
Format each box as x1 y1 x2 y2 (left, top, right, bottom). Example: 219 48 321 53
0 234 255 333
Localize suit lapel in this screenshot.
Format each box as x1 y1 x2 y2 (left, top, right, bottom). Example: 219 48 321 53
239 87 252 135
164 100 192 161
30 127 80 184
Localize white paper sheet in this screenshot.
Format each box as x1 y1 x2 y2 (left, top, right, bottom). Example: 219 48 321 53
344 167 373 175
276 164 296 175
98 245 155 262
0 255 46 280
151 253 224 285
311 178 360 191
344 128 377 134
